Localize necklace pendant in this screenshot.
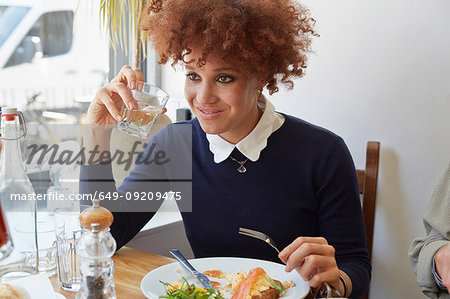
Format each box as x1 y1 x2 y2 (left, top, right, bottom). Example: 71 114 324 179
237 165 247 173
230 155 248 173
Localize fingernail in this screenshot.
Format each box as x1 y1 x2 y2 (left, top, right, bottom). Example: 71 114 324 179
116 114 122 121
130 81 135 89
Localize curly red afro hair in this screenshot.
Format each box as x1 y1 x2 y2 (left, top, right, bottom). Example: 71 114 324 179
141 0 318 94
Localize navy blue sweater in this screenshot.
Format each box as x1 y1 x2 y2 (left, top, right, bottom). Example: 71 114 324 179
80 114 371 298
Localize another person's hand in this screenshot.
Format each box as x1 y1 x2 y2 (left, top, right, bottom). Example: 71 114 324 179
279 237 350 296
85 65 142 124
435 242 450 289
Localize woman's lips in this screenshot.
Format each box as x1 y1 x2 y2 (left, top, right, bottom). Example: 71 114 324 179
196 107 224 120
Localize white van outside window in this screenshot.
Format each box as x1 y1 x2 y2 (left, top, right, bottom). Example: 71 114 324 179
5 10 74 68
0 0 109 109
0 6 30 47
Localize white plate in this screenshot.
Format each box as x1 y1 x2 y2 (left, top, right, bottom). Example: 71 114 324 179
140 257 310 298
5 273 57 299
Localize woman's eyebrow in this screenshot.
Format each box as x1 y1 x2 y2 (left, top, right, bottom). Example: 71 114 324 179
214 67 236 72
184 66 236 73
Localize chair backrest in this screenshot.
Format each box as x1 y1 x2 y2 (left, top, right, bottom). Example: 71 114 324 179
356 141 380 260
356 141 380 299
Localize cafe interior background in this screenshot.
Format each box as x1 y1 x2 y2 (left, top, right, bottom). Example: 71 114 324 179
0 0 449 298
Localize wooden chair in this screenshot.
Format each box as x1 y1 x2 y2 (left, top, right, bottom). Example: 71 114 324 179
356 141 380 299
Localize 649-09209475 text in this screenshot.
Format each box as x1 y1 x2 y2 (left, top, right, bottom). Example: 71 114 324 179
6 191 183 202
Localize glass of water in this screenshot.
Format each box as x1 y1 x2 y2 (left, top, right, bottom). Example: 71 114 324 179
117 82 170 140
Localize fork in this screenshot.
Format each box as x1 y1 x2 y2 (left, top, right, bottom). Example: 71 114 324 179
238 227 281 253
238 227 341 298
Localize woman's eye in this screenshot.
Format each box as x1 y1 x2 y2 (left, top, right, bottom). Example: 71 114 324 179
217 75 234 83
186 73 199 81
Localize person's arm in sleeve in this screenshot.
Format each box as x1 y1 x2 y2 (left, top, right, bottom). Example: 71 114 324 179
79 65 169 250
316 137 371 298
79 129 175 250
409 162 450 298
279 137 371 298
409 229 449 298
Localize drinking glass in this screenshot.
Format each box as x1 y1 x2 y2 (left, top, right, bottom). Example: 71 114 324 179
54 204 89 292
21 217 57 275
117 82 170 139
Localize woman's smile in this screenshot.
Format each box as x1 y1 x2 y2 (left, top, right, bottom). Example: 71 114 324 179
195 106 225 120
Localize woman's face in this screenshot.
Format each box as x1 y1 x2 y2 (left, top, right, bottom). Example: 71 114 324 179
184 50 264 144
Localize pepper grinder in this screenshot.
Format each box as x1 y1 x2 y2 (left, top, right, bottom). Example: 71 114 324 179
76 200 116 299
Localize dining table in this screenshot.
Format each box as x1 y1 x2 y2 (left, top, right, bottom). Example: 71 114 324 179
50 246 317 299
50 247 175 299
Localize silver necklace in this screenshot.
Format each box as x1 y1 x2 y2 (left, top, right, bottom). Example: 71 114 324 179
230 156 249 173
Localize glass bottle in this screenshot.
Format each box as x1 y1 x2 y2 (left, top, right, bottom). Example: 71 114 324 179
76 200 116 299
0 107 38 279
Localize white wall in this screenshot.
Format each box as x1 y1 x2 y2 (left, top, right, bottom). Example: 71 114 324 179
160 1 450 298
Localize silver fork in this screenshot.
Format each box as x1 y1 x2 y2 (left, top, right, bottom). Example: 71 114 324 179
239 227 281 253
238 227 340 298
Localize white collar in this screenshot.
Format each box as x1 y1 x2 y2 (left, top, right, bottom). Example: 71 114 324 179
206 95 285 163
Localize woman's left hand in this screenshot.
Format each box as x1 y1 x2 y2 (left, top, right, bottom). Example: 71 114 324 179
278 237 341 292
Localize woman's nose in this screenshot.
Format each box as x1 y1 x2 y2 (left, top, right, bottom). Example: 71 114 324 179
196 82 218 105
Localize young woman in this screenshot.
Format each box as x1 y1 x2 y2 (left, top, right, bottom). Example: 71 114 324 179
82 0 371 297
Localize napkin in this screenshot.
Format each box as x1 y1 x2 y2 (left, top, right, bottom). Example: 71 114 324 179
6 273 61 299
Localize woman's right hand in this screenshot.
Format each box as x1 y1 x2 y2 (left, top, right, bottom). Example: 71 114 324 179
85 65 143 124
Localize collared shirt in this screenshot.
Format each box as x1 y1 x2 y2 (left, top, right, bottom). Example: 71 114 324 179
206 95 285 163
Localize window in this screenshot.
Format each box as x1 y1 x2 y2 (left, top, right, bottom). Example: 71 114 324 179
5 11 73 68
0 6 30 48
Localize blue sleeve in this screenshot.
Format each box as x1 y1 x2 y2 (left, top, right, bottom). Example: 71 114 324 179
315 137 371 298
79 129 176 249
79 162 155 250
